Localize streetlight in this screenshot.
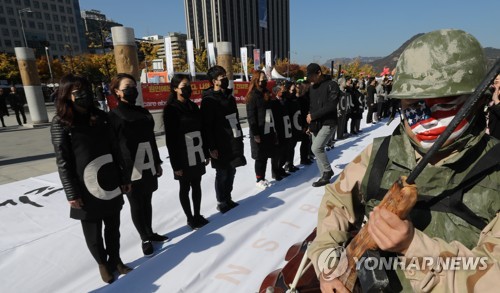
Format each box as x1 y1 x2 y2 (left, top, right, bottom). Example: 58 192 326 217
18 7 32 47
44 47 54 84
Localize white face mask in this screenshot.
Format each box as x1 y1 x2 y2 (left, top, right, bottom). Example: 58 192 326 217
403 95 470 150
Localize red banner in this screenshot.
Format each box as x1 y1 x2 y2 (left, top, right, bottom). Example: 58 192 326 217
107 81 276 111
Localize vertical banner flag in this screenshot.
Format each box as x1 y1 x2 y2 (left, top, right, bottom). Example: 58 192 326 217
241 47 248 81
253 49 261 71
265 50 272 79
186 39 196 79
164 37 174 81
207 42 216 68
259 0 268 28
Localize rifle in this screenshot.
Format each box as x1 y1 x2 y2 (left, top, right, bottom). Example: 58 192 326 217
333 59 500 292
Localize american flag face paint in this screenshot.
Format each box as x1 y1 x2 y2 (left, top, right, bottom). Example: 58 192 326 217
403 95 470 150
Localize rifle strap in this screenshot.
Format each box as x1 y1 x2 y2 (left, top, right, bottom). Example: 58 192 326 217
365 135 500 230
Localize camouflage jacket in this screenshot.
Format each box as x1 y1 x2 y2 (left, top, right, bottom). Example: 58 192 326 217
309 126 500 292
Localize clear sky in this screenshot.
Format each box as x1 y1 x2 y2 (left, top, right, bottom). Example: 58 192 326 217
80 0 500 65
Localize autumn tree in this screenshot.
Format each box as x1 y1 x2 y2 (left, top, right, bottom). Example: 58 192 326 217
0 53 20 83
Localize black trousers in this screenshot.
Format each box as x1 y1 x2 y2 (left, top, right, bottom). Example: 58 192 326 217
13 107 26 125
286 137 298 165
215 167 236 204
179 175 202 219
126 190 153 241
255 158 268 180
299 133 311 161
81 212 121 266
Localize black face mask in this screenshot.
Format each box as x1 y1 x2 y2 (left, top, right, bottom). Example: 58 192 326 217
260 80 268 89
122 87 138 104
181 86 192 99
220 77 229 89
73 89 94 110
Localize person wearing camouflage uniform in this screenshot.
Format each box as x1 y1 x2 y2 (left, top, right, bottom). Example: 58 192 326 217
309 29 500 292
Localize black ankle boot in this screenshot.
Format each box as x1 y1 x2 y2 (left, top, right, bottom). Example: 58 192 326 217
312 170 334 187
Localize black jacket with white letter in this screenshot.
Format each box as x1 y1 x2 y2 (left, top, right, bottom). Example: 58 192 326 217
108 102 162 193
51 109 128 220
163 96 206 180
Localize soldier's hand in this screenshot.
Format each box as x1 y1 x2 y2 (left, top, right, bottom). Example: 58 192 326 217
319 274 349 293
368 206 414 254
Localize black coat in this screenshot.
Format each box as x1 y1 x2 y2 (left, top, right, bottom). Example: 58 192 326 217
0 93 8 116
246 88 277 160
200 87 246 169
51 109 128 220
163 97 206 180
309 77 340 127
347 87 363 120
108 102 162 193
8 92 25 110
283 93 302 138
270 97 292 144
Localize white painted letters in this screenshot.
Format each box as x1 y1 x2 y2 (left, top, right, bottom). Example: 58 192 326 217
83 154 121 200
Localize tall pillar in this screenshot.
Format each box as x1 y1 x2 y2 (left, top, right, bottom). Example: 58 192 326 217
111 26 143 106
14 47 49 125
216 42 233 87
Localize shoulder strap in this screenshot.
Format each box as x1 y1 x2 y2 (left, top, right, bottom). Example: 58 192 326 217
365 128 400 201
415 140 500 230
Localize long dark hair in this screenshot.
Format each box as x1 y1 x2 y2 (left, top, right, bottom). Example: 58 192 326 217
56 74 92 126
245 70 268 103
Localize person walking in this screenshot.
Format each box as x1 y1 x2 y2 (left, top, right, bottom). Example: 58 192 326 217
50 74 132 284
200 65 246 214
8 86 27 126
305 63 340 187
164 74 209 229
108 73 167 257
0 87 9 127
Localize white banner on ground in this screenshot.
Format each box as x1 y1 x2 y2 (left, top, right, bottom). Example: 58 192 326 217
265 51 272 80
186 39 196 79
241 47 248 81
208 42 216 68
164 37 174 81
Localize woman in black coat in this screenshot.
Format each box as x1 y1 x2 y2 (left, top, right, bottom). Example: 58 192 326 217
164 75 209 230
245 70 278 188
50 74 132 284
108 73 166 257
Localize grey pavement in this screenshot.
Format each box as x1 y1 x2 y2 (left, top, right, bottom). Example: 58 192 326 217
0 103 248 185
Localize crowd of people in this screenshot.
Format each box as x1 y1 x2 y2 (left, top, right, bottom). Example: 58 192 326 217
43 28 500 289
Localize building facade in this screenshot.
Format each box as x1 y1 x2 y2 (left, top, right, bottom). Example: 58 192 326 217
81 9 122 54
142 32 187 69
184 0 289 61
0 0 86 58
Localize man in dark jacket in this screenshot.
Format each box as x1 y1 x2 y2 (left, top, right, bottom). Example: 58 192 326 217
306 63 340 187
200 66 246 213
9 86 27 126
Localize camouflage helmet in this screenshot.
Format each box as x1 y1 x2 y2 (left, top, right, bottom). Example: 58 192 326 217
389 29 487 99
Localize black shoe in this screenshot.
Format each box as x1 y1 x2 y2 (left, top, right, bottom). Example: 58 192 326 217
227 200 239 209
285 165 300 172
98 264 114 284
217 203 232 214
312 170 334 187
193 215 209 228
187 217 198 230
149 233 169 242
142 240 154 257
272 174 283 181
300 159 313 165
279 168 291 177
